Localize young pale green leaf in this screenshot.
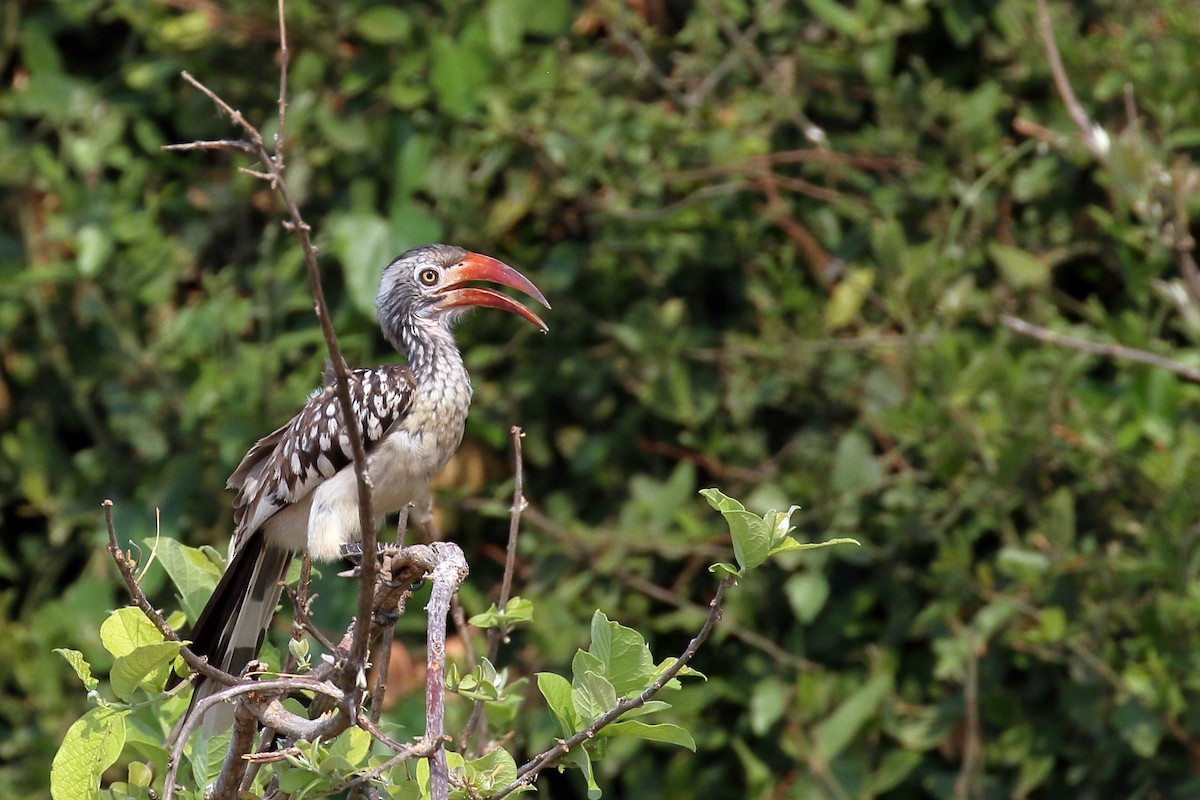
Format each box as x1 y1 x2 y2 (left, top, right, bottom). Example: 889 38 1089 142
602 720 697 751
588 611 657 696
769 537 861 557
814 674 892 763
100 607 165 658
468 596 534 629
708 561 742 578
700 488 772 571
50 706 130 800
146 537 221 623
448 658 505 702
54 648 98 692
572 670 618 722
537 672 578 734
612 699 673 720
110 641 181 701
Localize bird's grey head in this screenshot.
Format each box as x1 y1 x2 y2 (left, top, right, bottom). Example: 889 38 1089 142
375 243 550 351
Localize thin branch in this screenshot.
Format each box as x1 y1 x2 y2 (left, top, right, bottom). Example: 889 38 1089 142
275 0 288 153
1035 0 1106 158
461 427 527 752
615 571 820 672
424 543 470 800
369 506 411 724
335 737 442 791
161 139 257 153
207 698 259 800
953 631 983 800
103 500 238 687
171 61 379 677
486 576 736 800
163 678 346 800
1001 314 1200 383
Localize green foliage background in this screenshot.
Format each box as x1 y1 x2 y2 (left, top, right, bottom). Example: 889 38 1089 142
5 0 1200 796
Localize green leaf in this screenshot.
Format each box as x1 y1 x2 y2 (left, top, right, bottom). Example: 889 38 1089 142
989 242 1050 289
572 670 618 721
770 537 861 557
148 536 221 623
785 573 830 623
588 610 657 696
465 745 521 793
328 212 392 317
327 726 372 767
54 648 99 692
449 657 508 702
76 224 113 278
110 641 181 701
699 488 771 571
100 607 165 658
50 707 130 800
537 672 578 733
825 268 874 330
603 720 696 751
814 674 892 763
802 0 865 36
430 33 491 119
468 596 534 629
354 6 412 44
830 431 882 494
190 729 231 790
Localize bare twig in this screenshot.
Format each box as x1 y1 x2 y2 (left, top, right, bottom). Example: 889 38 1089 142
1001 314 1200 383
424 543 471 800
367 506 411 726
172 28 378 681
953 631 983 800
615 571 820 672
207 699 259 800
103 500 237 687
275 0 288 152
460 427 528 753
485 576 736 800
1035 0 1107 158
163 677 346 800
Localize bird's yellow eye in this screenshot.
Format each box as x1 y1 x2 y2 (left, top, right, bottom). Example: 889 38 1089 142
419 268 439 286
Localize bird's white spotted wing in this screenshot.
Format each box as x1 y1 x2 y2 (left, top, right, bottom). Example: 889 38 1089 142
228 365 416 546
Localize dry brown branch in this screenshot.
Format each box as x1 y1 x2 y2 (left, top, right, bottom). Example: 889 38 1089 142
1001 315 1200 383
163 677 346 800
207 698 259 800
460 427 528 753
485 576 736 799
423 543 470 800
1035 0 1107 158
103 500 238 687
170 53 379 681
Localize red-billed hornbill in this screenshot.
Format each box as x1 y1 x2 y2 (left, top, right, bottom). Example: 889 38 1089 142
180 244 548 727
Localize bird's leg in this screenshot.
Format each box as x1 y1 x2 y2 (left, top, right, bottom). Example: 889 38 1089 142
338 541 404 563
337 543 424 591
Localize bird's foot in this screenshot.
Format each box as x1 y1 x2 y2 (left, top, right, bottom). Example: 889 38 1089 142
339 542 404 564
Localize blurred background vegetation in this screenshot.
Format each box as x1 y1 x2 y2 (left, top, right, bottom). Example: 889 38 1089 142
5 0 1200 796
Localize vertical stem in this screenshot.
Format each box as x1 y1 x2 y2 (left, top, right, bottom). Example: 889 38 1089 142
425 543 469 800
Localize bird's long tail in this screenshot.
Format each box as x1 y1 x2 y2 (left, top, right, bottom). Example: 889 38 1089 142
173 531 294 735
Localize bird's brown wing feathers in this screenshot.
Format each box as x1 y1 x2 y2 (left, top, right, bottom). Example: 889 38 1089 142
228 365 416 550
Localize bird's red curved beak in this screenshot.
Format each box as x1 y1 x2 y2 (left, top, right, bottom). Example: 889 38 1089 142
436 252 550 332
